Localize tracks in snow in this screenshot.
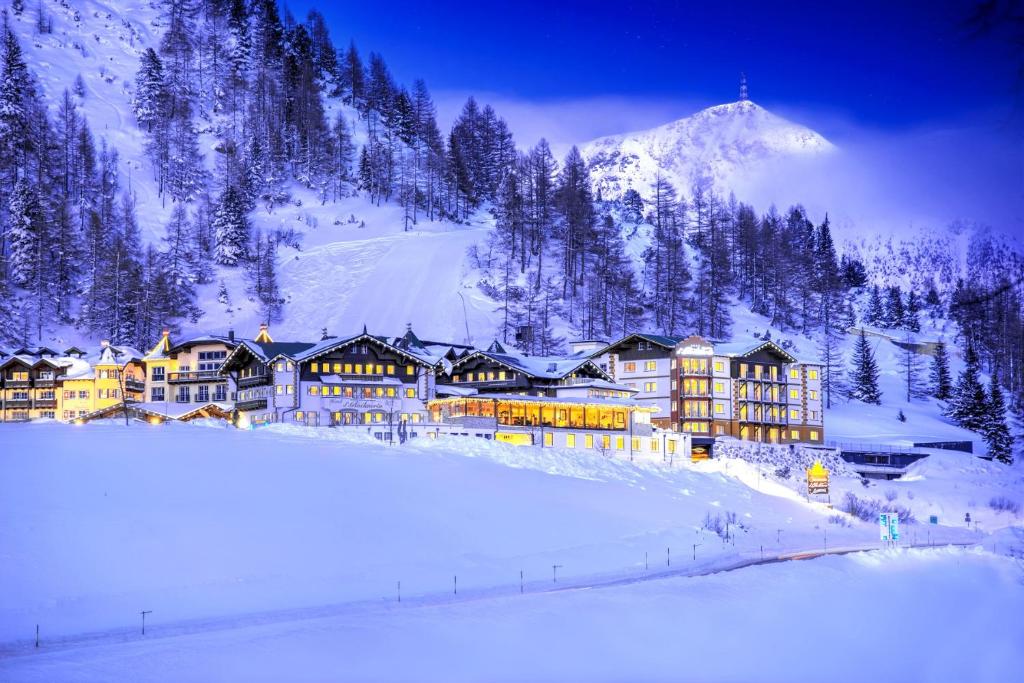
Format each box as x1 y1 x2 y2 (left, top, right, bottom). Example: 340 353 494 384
0 541 977 660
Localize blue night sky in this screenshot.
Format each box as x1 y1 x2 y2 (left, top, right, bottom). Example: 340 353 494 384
292 0 1018 135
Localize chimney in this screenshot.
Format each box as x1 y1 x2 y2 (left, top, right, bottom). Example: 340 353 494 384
406 322 412 333
321 327 329 341
228 329 235 342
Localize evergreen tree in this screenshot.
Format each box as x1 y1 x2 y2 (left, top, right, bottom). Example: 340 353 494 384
6 177 44 287
903 290 921 332
883 285 904 328
864 284 884 327
897 331 926 402
213 185 249 265
984 378 1014 464
132 48 166 132
947 342 988 432
849 330 882 404
929 340 953 401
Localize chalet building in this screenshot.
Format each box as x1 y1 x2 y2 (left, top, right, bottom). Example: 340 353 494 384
590 333 685 428
440 340 621 398
0 350 65 421
670 336 824 446
142 329 239 411
221 325 472 431
425 341 687 460
59 342 145 422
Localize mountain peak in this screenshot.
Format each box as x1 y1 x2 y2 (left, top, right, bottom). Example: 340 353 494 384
581 100 833 199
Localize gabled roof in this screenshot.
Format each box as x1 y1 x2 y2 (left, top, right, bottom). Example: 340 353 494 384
711 339 798 364
292 331 445 368
450 350 612 382
168 335 238 354
220 339 319 371
594 333 685 357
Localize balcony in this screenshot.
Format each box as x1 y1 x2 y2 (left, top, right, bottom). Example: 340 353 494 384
125 378 146 393
4 398 31 408
236 398 268 412
238 374 271 389
168 371 223 383
34 378 56 388
34 398 57 408
4 379 30 388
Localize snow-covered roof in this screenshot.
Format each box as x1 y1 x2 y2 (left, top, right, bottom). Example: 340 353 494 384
290 329 455 368
555 378 637 393
451 350 612 382
596 333 685 356
711 340 797 363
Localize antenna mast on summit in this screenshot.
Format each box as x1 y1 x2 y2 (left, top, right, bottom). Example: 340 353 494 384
739 72 749 101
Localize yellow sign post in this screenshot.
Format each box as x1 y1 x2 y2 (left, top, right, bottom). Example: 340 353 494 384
806 460 830 495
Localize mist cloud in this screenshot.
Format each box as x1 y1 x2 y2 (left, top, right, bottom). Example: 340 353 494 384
436 91 1022 241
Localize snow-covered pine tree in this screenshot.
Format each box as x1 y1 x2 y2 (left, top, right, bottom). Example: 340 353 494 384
947 342 988 432
903 290 921 333
883 285 904 329
162 203 200 322
6 177 44 288
849 330 882 404
864 284 884 327
132 48 166 132
929 340 953 401
213 185 250 266
897 332 926 402
983 378 1014 463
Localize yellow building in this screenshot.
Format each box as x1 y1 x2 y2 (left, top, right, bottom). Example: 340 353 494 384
58 342 146 422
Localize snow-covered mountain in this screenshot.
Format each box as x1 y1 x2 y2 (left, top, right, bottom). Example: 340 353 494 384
582 99 834 199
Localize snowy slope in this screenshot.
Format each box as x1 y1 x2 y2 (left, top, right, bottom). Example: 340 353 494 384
5 548 1021 683
582 99 834 199
10 0 504 344
0 423 1020 681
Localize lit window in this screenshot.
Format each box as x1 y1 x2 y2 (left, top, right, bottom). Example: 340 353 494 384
809 390 818 400
789 368 799 379
624 362 636 372
295 411 304 421
453 374 460 383
354 364 362 374
667 440 676 454
644 361 656 371
333 386 341 396
790 409 799 419
405 388 415 398
333 363 342 373
307 386 317 395
715 403 724 415
375 387 384 397
406 365 414 376
714 381 724 393
810 430 819 441
714 361 724 372
601 435 611 449
616 436 624 450
345 364 353 373
585 434 594 449
791 430 800 440
566 434 576 448
790 389 799 399
386 387 396 397
644 381 656 392
311 362 319 373
287 385 294 394
287 362 294 371
278 385 285 395
376 364 384 374
498 370 506 380
809 370 819 380
544 432 553 447
322 386 331 396
488 371 495 380
651 438 659 452
387 365 395 375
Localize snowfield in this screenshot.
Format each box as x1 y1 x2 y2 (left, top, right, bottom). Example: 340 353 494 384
1 422 1021 682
